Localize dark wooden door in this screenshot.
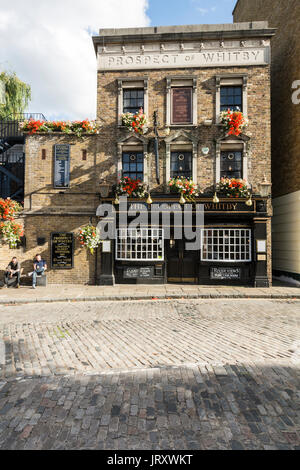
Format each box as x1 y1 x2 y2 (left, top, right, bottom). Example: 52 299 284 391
167 239 198 283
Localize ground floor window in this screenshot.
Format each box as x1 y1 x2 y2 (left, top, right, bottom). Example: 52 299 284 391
201 228 252 262
116 228 164 261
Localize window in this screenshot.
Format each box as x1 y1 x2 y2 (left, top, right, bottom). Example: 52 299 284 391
201 229 252 262
220 86 243 112
122 152 144 181
123 89 144 114
54 144 70 188
220 150 243 179
118 78 148 126
171 152 192 178
116 228 164 261
171 87 192 124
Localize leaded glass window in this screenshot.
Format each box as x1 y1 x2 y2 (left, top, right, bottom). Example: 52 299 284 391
220 151 243 179
122 152 144 181
220 86 243 112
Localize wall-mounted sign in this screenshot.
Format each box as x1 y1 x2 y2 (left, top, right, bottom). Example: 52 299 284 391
124 266 154 279
102 240 111 253
257 240 267 253
211 267 241 280
54 145 70 188
99 47 269 71
202 147 210 155
51 232 74 269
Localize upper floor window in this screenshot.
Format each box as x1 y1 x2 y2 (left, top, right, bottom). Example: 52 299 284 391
122 151 144 181
123 89 144 114
220 150 243 179
171 151 192 178
166 77 197 127
216 75 248 122
220 86 243 112
118 78 148 126
171 87 193 125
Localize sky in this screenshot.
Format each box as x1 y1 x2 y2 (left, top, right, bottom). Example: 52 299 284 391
0 0 237 121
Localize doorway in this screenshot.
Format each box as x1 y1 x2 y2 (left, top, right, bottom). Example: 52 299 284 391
167 239 198 283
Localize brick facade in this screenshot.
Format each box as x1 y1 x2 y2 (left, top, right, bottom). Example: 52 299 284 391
0 22 274 286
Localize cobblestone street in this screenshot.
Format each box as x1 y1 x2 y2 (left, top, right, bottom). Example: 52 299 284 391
0 299 299 450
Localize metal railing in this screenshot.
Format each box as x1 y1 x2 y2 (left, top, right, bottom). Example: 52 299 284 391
0 113 47 139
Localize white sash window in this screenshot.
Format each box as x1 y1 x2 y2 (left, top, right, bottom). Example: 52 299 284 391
116 228 164 261
201 229 252 262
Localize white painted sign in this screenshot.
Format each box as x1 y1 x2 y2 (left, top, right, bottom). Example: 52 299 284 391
98 48 269 71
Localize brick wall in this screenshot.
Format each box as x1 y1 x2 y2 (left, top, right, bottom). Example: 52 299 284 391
233 0 300 197
97 65 272 194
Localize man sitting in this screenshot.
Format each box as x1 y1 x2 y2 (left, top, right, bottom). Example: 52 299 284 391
31 254 47 289
3 257 21 288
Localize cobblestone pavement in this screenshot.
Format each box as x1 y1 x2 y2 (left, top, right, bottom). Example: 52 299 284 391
0 299 299 450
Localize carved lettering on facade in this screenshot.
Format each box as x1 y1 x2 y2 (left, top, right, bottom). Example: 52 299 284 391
99 48 268 70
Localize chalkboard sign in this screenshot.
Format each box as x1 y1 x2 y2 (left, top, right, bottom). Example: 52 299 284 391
54 145 70 188
124 266 154 279
51 232 74 269
211 267 241 280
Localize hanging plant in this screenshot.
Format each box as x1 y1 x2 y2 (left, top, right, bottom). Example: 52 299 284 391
0 220 24 248
115 177 147 199
19 119 99 137
121 108 147 135
0 198 23 221
168 177 200 201
220 109 248 136
0 71 31 119
77 225 101 255
217 178 251 198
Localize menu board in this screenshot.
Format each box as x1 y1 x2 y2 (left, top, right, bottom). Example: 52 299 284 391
54 145 70 188
211 267 241 280
51 232 74 269
124 266 154 279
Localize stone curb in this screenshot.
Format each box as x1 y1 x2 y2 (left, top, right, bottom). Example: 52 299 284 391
0 292 299 305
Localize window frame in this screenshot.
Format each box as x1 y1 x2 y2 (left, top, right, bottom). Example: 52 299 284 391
118 77 148 126
170 151 193 179
116 228 164 261
122 151 144 181
220 149 243 180
201 228 252 263
123 88 145 115
166 77 197 127
216 74 248 124
171 87 193 125
220 85 243 112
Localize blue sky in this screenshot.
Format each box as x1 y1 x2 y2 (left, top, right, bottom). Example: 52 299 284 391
147 0 237 26
0 0 238 120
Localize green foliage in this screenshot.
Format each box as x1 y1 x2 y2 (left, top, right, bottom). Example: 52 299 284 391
0 71 31 119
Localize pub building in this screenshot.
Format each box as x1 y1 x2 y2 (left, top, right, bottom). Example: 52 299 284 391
20 22 274 287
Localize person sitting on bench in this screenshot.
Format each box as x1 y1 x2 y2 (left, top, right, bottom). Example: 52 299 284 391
4 257 21 288
32 254 47 289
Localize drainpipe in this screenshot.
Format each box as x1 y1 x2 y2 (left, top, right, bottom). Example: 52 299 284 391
153 111 160 185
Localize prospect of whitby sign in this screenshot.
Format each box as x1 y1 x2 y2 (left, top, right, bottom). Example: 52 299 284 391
98 48 269 70
126 202 255 213
51 232 74 269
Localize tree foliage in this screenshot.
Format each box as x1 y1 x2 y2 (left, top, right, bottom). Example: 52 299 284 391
0 71 31 119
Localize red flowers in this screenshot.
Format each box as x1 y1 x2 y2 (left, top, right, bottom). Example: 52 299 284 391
220 109 248 136
0 198 23 221
116 177 146 198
